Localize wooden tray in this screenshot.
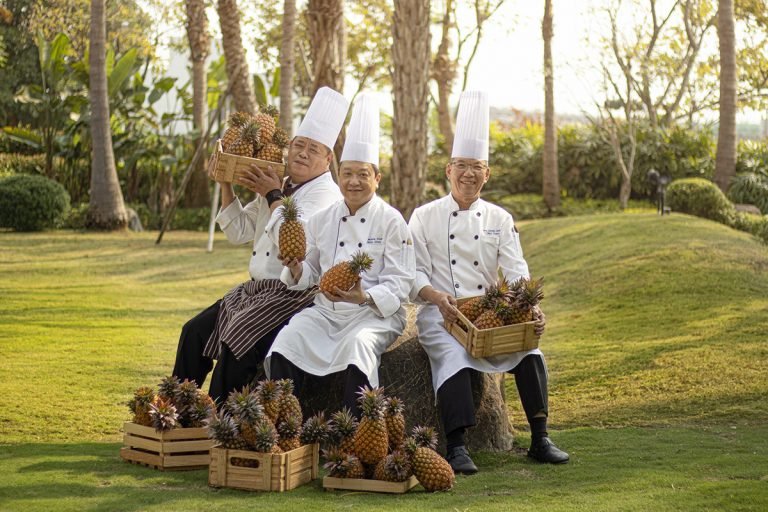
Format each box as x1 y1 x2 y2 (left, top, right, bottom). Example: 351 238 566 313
208 444 319 492
323 475 419 494
120 422 212 471
211 139 285 183
446 296 540 358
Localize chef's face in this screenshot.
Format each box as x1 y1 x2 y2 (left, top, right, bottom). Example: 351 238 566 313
286 136 333 183
339 161 380 211
446 158 490 204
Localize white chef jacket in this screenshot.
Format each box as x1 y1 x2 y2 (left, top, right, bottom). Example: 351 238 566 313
408 194 543 394
265 194 415 387
215 172 342 281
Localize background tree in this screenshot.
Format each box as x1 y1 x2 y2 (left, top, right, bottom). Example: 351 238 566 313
217 0 256 113
391 0 430 219
542 0 560 210
184 0 211 207
279 0 296 135
87 0 127 229
713 0 737 192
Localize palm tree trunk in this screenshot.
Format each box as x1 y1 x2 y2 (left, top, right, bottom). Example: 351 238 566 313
542 0 560 210
713 0 737 192
391 0 430 219
433 0 456 154
279 0 296 136
217 0 257 114
87 0 127 230
184 0 211 207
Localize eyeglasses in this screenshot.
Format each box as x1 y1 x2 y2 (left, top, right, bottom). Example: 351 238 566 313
451 161 488 173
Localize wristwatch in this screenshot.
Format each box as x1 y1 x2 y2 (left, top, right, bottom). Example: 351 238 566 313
265 188 284 207
359 292 374 307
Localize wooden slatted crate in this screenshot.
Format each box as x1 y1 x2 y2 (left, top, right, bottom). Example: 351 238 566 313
446 296 540 358
211 140 285 183
120 422 212 471
208 443 319 492
323 475 419 494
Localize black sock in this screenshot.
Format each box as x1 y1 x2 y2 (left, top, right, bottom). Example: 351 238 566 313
531 417 548 443
446 427 466 451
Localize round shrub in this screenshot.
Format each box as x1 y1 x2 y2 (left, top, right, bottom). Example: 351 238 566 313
666 178 734 224
0 174 70 231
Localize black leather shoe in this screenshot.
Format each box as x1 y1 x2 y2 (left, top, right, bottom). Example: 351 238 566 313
528 437 569 464
446 446 479 475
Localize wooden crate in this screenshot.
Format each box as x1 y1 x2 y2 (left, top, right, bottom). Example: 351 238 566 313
120 422 212 471
211 140 285 183
323 475 419 494
446 296 540 358
208 443 319 492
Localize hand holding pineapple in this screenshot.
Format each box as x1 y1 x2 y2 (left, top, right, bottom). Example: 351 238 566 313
419 286 459 324
322 278 367 305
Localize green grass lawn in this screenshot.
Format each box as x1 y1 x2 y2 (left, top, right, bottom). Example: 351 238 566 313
1 213 767 511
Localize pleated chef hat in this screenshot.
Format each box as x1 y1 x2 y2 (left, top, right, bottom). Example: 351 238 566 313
340 92 380 166
295 87 350 151
451 90 489 161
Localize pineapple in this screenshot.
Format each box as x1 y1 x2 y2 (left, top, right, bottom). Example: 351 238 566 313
128 386 156 427
373 450 412 482
506 277 544 324
457 296 484 322
256 380 282 424
187 391 215 428
319 251 374 294
384 397 406 451
353 387 389 465
329 407 358 454
254 103 279 142
459 276 513 321
175 379 199 427
221 111 255 151
157 375 182 403
276 379 303 426
300 412 331 445
227 121 261 157
323 448 365 479
277 416 302 452
252 419 280 453
206 412 254 467
405 427 455 492
278 197 306 261
224 385 266 449
272 126 289 149
149 397 178 432
473 301 514 330
254 143 284 163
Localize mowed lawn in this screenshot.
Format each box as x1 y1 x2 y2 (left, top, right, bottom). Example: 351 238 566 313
1 213 767 511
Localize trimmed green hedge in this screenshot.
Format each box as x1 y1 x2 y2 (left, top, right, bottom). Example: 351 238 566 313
0 174 70 231
666 178 735 224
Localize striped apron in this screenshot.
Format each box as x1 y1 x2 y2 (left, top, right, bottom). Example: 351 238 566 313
203 279 317 360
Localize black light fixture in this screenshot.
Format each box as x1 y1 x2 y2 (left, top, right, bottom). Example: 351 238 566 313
647 169 671 215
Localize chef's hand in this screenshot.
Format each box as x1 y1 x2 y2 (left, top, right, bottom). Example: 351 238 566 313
281 257 303 282
533 305 546 336
422 287 458 324
236 164 282 196
323 279 366 305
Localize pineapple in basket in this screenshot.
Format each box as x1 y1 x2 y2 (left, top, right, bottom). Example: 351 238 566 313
278 197 306 261
227 121 261 157
458 276 512 322
221 111 255 151
473 300 515 330
384 396 406 451
353 387 388 465
505 277 544 324
373 450 412 482
405 426 454 492
319 251 374 294
323 448 365 479
128 386 155 427
330 407 358 455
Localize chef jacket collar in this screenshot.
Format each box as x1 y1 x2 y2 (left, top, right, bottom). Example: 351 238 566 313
342 194 379 218
447 193 482 212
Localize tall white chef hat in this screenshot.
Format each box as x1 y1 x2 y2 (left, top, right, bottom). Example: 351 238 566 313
340 92 380 167
451 90 490 161
295 86 350 151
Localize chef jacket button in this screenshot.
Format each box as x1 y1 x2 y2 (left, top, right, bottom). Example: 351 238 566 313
342 217 347 222
451 259 456 265
402 240 406 244
474 235 479 240
252 251 256 256
361 218 366 223
340 242 345 247
452 212 458 217
358 242 363 248
266 252 270 256
474 260 479 266
476 212 481 217
455 283 460 289
477 284 483 290
450 234 455 240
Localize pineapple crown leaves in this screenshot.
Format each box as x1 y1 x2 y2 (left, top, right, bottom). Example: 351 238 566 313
238 121 263 148
176 379 200 408
223 385 265 423
322 448 361 476
514 277 544 310
383 450 412 480
256 379 282 403
157 375 182 401
330 407 358 438
252 420 279 452
300 412 331 445
149 397 179 432
355 386 386 420
205 411 240 445
277 416 302 438
128 386 155 413
228 111 254 128
272 126 289 148
188 398 215 426
410 426 438 450
260 103 280 120
280 196 302 223
384 396 405 417
276 378 295 396
349 251 375 275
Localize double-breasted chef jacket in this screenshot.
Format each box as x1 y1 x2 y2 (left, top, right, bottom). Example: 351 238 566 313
408 194 543 394
265 194 415 388
203 172 343 360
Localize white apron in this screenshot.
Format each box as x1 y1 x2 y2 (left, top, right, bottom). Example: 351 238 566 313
265 195 415 387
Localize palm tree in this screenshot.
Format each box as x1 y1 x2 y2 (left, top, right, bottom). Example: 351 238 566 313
391 0 430 219
87 0 127 229
542 0 560 209
184 0 211 207
713 0 737 192
217 0 256 114
279 0 296 135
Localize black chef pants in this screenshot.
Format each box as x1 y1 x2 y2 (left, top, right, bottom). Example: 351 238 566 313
437 353 549 435
172 300 220 388
269 352 371 418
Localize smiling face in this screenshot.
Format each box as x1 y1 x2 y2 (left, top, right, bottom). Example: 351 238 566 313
338 161 381 213
446 158 490 208
286 136 333 183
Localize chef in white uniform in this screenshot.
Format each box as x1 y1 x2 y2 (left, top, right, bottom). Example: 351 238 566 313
265 93 415 416
172 87 348 404
409 90 569 472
